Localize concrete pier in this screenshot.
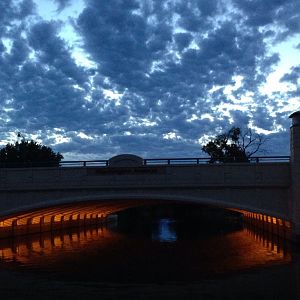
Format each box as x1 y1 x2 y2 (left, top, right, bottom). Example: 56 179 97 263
290 112 300 241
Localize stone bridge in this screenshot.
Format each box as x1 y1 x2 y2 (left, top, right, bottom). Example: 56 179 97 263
0 112 299 240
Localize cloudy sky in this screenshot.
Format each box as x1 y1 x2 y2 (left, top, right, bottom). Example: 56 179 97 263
0 0 300 160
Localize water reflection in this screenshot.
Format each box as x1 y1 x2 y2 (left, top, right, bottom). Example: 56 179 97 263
152 218 177 242
0 220 292 283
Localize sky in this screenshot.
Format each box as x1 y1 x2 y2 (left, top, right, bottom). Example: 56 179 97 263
0 0 300 160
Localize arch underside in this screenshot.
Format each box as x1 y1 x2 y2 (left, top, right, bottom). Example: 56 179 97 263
0 199 151 228
0 192 290 229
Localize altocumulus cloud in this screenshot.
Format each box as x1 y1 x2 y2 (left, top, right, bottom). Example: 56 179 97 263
0 0 300 160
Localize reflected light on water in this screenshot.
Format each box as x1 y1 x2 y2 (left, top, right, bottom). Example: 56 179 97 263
0 222 292 283
152 218 177 242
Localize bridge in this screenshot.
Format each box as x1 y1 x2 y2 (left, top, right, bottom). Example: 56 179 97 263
0 112 299 241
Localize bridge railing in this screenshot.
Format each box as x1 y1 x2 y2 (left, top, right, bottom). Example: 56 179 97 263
248 156 291 163
144 157 210 165
143 156 291 165
60 160 109 167
59 156 290 167
0 156 291 168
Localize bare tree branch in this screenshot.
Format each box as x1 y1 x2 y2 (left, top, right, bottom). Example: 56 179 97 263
202 127 266 163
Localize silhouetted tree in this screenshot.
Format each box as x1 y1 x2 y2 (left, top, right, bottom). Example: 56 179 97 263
202 127 265 163
0 140 63 167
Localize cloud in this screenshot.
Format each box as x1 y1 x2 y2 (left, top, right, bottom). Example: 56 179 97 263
53 0 71 11
0 0 34 36
232 0 300 40
0 0 299 159
18 0 36 18
281 65 300 85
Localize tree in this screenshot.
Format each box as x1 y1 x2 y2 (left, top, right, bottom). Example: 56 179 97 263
0 140 63 167
202 127 265 163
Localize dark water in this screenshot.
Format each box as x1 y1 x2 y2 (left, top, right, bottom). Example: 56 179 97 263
0 217 293 282
0 215 299 299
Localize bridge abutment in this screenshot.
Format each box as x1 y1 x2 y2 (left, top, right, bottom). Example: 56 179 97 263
290 112 300 241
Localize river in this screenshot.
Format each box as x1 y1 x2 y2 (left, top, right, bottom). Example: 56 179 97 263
0 208 299 299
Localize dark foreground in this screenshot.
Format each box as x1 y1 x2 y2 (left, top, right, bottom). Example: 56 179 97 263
0 264 299 299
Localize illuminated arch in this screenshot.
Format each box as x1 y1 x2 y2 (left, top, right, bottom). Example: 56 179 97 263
0 193 292 238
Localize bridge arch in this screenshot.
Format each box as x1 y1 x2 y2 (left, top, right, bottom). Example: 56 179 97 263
0 192 291 239
0 192 290 221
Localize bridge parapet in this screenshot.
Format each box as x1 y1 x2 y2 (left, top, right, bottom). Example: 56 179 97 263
0 162 291 191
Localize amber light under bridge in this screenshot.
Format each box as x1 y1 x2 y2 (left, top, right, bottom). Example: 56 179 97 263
0 199 152 238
